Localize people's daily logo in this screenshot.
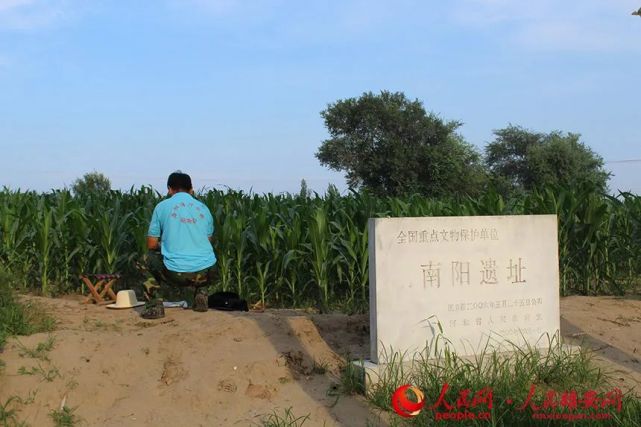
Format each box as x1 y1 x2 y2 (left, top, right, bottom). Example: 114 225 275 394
390 383 622 422
391 384 425 418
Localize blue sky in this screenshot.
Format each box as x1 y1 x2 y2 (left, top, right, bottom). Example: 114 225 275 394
1 0 640 194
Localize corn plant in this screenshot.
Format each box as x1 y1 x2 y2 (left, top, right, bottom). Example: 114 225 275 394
308 205 330 311
0 185 639 307
0 191 35 288
331 213 369 312
281 209 305 306
229 213 250 296
34 199 53 295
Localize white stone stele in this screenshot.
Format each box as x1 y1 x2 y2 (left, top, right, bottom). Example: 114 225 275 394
367 214 561 366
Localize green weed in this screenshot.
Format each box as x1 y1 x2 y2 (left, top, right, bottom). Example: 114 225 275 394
0 396 20 426
256 407 310 427
362 333 641 426
66 378 79 391
49 406 79 427
17 364 60 382
0 391 36 427
0 270 56 346
16 335 56 361
335 359 365 396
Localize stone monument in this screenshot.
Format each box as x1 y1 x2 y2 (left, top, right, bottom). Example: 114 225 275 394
367 214 560 365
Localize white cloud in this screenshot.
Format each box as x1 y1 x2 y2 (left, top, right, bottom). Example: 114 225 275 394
0 0 33 12
514 19 624 52
451 0 641 52
0 0 74 31
451 0 547 26
167 0 280 20
166 0 431 50
182 0 248 16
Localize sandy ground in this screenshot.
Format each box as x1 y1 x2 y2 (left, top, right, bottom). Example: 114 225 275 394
0 296 384 427
560 296 641 393
0 295 640 426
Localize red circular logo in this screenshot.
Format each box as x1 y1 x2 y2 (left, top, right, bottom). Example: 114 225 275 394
392 384 426 418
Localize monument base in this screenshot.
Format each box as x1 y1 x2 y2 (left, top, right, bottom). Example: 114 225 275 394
349 359 409 392
350 344 581 394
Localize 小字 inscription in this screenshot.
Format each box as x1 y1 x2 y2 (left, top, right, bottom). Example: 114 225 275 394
369 215 560 363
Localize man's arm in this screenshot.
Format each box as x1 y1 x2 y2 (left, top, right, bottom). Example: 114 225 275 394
147 236 160 250
148 204 162 251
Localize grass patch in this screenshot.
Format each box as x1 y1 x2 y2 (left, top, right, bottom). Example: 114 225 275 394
66 378 79 391
0 270 56 350
334 358 365 396
325 357 366 408
0 396 21 426
360 333 641 426
256 407 310 427
18 363 61 382
49 406 79 427
16 335 56 361
0 391 37 427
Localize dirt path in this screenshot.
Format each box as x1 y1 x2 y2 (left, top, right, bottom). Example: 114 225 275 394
1 295 639 426
561 295 641 393
0 296 384 427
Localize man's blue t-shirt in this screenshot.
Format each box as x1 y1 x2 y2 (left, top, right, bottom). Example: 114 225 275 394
147 192 216 272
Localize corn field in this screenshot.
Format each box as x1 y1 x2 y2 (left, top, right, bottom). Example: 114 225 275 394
0 185 639 313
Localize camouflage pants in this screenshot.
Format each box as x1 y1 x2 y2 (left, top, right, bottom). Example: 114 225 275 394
143 251 213 302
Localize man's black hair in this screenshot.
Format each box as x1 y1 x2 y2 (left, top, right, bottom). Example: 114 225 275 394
167 171 193 191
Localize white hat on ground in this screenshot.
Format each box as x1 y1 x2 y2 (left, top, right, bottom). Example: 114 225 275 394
106 290 145 309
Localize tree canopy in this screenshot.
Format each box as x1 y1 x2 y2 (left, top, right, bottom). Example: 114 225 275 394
485 125 610 194
316 91 486 197
72 171 112 195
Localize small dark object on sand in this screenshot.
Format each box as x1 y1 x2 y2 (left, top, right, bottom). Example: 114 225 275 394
208 291 249 312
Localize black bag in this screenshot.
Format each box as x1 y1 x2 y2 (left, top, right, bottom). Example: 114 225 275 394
208 291 249 312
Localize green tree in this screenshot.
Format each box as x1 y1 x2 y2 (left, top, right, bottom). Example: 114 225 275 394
72 171 112 195
485 125 610 194
316 91 486 197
